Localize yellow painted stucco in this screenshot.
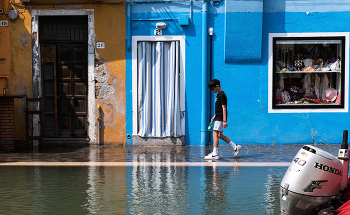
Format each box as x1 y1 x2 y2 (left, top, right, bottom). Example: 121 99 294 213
6 0 126 145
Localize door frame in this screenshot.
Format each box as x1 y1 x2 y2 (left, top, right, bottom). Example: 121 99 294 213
131 36 186 136
31 9 96 142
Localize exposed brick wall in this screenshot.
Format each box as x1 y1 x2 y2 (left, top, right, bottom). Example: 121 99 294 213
0 98 15 144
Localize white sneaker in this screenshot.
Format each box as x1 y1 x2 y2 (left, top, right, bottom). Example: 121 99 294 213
204 152 219 160
234 145 241 158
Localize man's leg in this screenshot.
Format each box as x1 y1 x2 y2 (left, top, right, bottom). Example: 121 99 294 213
218 132 241 158
204 130 220 159
213 130 220 148
217 132 231 144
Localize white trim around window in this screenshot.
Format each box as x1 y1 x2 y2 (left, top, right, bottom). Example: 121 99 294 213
268 32 349 113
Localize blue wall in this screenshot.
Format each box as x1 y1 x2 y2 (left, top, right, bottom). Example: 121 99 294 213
126 0 350 145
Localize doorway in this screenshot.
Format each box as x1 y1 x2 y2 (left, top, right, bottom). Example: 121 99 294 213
39 16 88 138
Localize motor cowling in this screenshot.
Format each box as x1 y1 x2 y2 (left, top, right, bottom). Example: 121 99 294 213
280 145 343 215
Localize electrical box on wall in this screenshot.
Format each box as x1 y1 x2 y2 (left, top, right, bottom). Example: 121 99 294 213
178 14 189 26
0 9 4 14
0 77 7 95
0 20 8 27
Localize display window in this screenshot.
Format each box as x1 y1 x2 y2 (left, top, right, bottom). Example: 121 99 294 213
272 36 346 110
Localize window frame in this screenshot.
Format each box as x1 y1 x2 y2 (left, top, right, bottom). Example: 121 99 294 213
268 32 349 113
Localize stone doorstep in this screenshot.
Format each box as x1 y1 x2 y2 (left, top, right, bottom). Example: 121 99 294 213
132 135 185 145
43 138 90 145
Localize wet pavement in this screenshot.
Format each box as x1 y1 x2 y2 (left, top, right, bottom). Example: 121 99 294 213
0 143 343 164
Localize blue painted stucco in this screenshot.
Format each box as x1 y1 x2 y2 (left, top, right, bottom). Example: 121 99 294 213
126 0 350 145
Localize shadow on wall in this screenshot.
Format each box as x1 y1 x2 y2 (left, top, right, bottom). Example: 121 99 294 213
97 106 105 145
262 0 286 65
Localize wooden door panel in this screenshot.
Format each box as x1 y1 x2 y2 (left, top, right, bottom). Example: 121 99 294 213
74 99 86 113
73 65 85 79
59 99 72 113
60 116 71 129
57 44 87 137
73 47 86 61
74 116 86 129
59 65 71 79
58 47 70 61
75 83 86 95
59 82 71 95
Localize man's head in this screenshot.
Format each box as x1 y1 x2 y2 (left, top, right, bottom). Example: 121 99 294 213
208 79 220 92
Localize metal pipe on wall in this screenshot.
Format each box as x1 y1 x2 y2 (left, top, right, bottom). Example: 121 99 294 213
126 0 131 51
209 27 213 144
201 1 208 145
97 105 101 145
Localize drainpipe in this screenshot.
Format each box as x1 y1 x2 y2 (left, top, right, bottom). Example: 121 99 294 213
201 1 209 145
126 0 131 51
209 27 213 143
97 105 101 145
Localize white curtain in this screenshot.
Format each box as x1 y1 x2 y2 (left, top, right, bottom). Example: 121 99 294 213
137 41 181 137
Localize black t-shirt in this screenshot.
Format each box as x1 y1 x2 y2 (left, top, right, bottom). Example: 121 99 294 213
215 91 227 121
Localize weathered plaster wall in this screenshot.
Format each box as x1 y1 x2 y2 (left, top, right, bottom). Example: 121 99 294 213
9 1 32 141
94 3 126 144
9 0 126 144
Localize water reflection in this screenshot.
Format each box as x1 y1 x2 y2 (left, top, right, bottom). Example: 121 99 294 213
126 155 284 215
0 164 285 214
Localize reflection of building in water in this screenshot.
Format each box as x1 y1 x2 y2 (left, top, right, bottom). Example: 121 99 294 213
263 167 285 214
86 147 128 214
129 146 189 214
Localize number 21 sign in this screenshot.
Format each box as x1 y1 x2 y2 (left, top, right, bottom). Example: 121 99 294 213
154 29 162 36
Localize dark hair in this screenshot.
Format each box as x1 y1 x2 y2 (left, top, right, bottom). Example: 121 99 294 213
208 79 220 89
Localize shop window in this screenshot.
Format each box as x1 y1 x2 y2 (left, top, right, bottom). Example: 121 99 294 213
270 34 348 112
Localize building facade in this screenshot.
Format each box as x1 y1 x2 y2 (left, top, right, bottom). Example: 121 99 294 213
126 0 350 145
1 0 126 145
2 0 350 146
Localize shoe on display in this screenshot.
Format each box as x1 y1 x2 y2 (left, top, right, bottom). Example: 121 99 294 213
204 152 219 160
234 145 241 158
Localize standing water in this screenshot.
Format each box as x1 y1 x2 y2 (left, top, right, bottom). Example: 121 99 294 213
0 165 284 214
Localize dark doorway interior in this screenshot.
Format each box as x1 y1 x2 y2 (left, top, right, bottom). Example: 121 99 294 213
39 16 88 138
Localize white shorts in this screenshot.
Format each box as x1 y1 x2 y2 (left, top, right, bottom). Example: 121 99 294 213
213 121 223 132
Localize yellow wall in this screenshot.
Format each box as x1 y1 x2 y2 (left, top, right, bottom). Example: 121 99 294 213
0 0 10 92
93 2 126 144
8 0 126 144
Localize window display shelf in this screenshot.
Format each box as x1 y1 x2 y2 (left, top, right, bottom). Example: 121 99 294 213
272 35 345 109
276 103 340 106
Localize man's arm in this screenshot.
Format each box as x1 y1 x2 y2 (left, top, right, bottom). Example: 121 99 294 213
222 105 228 127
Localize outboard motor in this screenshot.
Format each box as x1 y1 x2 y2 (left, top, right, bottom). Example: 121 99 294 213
280 130 349 215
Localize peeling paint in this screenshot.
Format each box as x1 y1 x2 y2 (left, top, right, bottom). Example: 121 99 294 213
95 58 116 99
32 32 37 43
13 74 30 96
18 33 29 48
